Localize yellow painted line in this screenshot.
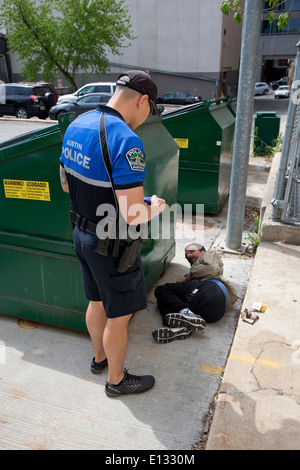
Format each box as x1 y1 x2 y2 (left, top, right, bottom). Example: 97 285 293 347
200 365 223 375
229 353 280 369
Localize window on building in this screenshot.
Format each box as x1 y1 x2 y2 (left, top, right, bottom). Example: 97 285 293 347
263 0 300 11
287 17 300 32
281 0 300 11
261 10 300 34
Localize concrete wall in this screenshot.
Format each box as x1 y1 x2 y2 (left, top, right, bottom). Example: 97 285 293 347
219 7 244 96
105 0 245 98
109 0 223 74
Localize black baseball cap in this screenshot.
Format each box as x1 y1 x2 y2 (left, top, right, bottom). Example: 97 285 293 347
116 70 159 115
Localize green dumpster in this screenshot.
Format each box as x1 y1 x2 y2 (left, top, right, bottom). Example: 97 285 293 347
0 113 179 332
254 111 280 154
226 97 237 117
162 99 235 214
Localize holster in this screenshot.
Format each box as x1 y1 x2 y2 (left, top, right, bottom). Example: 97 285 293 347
95 238 121 257
117 238 143 273
96 237 143 272
95 237 111 256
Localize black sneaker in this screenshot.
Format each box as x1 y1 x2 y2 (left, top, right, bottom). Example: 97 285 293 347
105 369 155 397
164 312 206 331
152 326 192 343
90 357 108 374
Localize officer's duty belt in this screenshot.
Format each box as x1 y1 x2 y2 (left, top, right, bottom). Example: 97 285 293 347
73 212 98 235
71 210 143 271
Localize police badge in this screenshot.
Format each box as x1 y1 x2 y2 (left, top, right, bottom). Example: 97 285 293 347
125 148 145 172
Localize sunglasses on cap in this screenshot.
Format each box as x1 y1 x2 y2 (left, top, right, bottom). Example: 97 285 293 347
148 98 157 115
140 87 159 116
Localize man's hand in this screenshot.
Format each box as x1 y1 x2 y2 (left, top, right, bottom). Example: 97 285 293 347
177 274 188 283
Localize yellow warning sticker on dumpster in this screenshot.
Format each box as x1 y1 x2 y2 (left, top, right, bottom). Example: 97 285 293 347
3 179 50 201
174 138 189 149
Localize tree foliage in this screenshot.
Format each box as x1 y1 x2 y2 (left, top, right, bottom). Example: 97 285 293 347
0 0 135 89
220 0 290 30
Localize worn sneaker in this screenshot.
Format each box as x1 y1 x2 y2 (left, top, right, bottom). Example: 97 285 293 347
90 357 108 374
105 369 155 397
164 312 206 331
152 326 192 343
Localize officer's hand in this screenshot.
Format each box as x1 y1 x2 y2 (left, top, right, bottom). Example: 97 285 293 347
151 194 166 214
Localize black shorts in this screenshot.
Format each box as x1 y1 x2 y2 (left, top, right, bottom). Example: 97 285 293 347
73 226 148 318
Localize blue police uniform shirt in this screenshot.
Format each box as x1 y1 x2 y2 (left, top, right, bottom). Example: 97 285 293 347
60 105 146 223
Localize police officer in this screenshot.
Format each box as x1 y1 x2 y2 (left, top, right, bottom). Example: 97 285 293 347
60 70 166 397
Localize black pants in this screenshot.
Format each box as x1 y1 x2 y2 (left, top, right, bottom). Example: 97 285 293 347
154 280 227 324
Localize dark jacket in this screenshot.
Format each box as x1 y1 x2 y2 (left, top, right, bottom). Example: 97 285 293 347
185 251 238 310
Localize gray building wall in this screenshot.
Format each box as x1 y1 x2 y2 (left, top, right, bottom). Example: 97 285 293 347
103 0 243 99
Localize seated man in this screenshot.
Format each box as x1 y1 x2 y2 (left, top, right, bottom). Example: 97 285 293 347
152 243 238 343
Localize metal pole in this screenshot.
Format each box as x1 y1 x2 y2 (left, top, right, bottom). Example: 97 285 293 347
271 41 300 219
225 0 263 251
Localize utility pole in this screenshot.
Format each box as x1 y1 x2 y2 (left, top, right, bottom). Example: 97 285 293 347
225 0 263 251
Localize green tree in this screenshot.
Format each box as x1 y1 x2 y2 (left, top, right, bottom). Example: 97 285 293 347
220 0 290 30
0 0 135 90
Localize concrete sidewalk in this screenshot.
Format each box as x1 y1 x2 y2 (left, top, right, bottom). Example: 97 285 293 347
206 154 300 450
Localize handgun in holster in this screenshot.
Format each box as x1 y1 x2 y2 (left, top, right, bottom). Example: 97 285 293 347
117 238 143 273
95 216 118 256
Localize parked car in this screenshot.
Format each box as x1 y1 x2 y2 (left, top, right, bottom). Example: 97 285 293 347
274 85 290 99
22 81 59 103
58 82 116 103
0 82 56 119
271 76 289 90
156 91 202 105
49 92 113 119
38 82 59 102
255 82 269 95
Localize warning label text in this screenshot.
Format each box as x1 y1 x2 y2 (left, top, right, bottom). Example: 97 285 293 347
3 179 51 201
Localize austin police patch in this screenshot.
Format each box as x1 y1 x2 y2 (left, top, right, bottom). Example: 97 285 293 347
125 148 145 172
